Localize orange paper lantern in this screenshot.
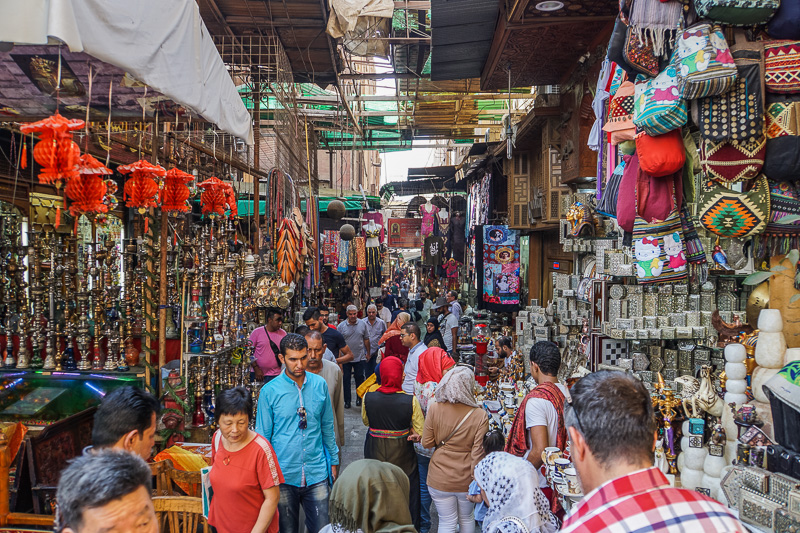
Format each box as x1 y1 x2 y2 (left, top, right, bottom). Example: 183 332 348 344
198 177 235 217
66 154 111 216
161 168 194 213
118 159 166 213
19 112 84 186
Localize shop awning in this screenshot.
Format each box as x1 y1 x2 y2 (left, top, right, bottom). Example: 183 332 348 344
407 166 459 180
380 177 468 198
0 0 254 145
300 196 382 212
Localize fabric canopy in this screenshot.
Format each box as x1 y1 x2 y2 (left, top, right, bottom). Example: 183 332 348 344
0 0 254 145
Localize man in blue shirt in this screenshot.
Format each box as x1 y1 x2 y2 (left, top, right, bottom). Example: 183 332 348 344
256 333 339 533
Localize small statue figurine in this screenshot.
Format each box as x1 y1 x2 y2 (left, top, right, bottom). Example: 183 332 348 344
710 422 726 446
711 242 733 272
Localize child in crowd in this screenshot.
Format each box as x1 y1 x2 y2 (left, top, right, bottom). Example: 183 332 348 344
467 428 506 527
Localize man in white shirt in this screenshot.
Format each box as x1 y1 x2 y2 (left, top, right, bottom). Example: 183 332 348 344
446 290 462 322
376 298 392 325
364 304 387 376
434 297 459 354
399 323 426 394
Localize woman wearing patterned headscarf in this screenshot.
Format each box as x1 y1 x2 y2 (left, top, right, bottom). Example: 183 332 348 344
474 452 559 533
320 459 417 533
421 366 489 533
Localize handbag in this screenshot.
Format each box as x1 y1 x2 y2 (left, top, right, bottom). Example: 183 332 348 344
764 96 800 181
764 41 800 94
609 17 638 80
680 205 708 264
676 23 738 99
700 136 766 183
603 81 636 144
597 159 626 217
617 153 640 233
754 180 800 257
693 0 779 26
697 175 771 238
632 189 688 285
633 58 688 136
767 0 800 40
698 46 765 142
636 129 687 177
624 29 661 77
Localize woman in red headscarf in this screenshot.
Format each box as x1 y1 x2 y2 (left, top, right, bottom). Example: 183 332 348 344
362 356 425 529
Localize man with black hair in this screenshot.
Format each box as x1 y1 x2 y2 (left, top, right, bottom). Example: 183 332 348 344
255 333 339 533
91 386 160 460
391 297 410 322
446 290 462 321
399 322 425 394
561 371 745 532
505 341 569 513
304 307 353 365
249 308 286 382
56 449 156 533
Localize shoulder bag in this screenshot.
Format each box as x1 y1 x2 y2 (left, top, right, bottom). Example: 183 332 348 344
633 57 688 136
764 41 800 94
624 28 661 77
676 23 738 99
694 0 779 26
700 136 766 183
603 81 637 144
632 185 689 285
697 175 771 238
636 129 687 177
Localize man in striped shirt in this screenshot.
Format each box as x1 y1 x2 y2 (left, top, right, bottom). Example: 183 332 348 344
561 371 746 533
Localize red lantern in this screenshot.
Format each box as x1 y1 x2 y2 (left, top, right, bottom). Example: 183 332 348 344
161 168 194 213
118 159 165 213
66 154 110 216
198 177 235 217
19 112 84 187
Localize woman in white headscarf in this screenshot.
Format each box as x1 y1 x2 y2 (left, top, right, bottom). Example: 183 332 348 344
474 452 559 533
421 366 489 533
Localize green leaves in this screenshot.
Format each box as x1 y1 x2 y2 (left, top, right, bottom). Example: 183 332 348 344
787 249 800 266
743 271 775 286
744 250 800 285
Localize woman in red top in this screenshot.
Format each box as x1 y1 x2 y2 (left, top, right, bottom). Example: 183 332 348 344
209 387 284 533
380 312 411 363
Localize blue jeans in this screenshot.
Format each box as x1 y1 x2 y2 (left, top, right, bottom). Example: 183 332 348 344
278 480 330 533
418 453 432 533
343 360 366 406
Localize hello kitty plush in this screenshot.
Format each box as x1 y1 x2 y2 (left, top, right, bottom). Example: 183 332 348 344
664 232 687 272
635 236 664 279
651 67 680 103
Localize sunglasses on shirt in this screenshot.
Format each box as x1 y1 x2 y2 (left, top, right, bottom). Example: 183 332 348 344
297 407 307 430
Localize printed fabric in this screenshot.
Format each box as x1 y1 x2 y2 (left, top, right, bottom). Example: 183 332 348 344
765 40 800 94
694 0 779 26
675 23 738 100
324 230 340 266
679 206 708 264
633 201 689 285
697 175 771 238
764 98 800 181
354 237 367 271
624 29 660 78
338 239 350 273
420 204 439 238
482 225 521 307
423 236 444 267
633 59 688 136
754 179 800 258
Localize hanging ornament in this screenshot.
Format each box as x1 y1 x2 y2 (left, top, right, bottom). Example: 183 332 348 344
118 159 165 213
198 176 235 217
161 168 194 213
19 112 84 186
66 154 110 216
103 178 119 212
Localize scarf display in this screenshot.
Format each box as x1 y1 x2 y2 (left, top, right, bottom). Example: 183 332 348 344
377 356 405 394
474 452 559 533
416 347 455 384
328 459 416 533
434 366 479 407
324 230 340 267
628 0 683 58
480 225 521 309
354 236 367 271
338 239 350 273
378 313 410 346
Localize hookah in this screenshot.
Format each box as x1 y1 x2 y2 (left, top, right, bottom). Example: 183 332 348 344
61 238 79 371
75 243 92 371
43 241 57 370
91 242 105 371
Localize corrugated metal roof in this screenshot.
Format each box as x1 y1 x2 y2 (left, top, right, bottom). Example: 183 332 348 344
430 0 498 81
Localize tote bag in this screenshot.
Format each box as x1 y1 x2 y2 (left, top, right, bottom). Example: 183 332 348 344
676 23 738 99
633 59 688 136
632 192 688 285
697 175 771 238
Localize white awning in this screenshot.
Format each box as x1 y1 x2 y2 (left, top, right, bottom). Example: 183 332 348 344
0 0 254 145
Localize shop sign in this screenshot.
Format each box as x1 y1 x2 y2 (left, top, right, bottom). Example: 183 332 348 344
387 218 422 248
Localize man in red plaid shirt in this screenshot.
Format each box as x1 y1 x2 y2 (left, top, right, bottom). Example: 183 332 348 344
561 371 746 533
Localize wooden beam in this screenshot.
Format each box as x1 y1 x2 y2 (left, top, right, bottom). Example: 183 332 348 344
506 16 615 30
480 13 512 91
225 16 325 27
340 72 420 80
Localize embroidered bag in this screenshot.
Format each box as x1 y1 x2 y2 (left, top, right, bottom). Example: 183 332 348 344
597 159 626 218
603 81 637 144
764 96 800 181
636 129 687 177
676 23 738 99
632 191 688 285
754 180 800 257
767 0 800 40
697 175 771 238
624 29 661 77
634 59 688 136
680 204 707 263
698 46 764 142
693 0 779 26
609 17 638 80
629 0 684 58
764 41 800 94
700 136 766 183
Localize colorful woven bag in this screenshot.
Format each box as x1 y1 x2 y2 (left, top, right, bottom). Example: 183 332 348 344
676 23 738 99
754 180 800 257
680 205 707 264
597 159 626 218
698 47 764 142
634 59 688 136
764 97 800 181
603 81 636 145
624 30 661 77
693 0 779 26
765 41 800 93
697 175 771 238
632 194 688 285
700 136 766 183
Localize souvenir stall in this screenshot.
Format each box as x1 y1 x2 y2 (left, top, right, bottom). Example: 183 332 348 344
518 0 800 527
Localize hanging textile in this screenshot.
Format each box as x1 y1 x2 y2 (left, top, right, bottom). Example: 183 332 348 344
443 259 461 278
324 230 339 265
423 236 445 267
448 213 467 263
478 225 521 311
337 239 350 273
366 247 381 287
354 237 367 271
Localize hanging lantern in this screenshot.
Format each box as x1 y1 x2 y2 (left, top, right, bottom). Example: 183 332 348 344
198 177 235 217
118 159 166 213
19 112 84 187
65 154 110 216
161 168 194 213
225 184 238 218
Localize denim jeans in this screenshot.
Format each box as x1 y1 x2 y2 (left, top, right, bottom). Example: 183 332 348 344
278 480 330 533
343 360 366 405
418 453 432 533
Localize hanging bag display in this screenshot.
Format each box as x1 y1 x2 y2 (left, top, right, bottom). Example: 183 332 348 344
634 58 689 136
624 29 662 77
603 81 637 144
597 158 626 218
754 180 800 257
675 23 738 99
632 186 688 285
700 136 766 183
679 204 707 264
764 41 800 94
764 95 800 181
636 129 687 177
697 175 771 238
693 0 779 26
